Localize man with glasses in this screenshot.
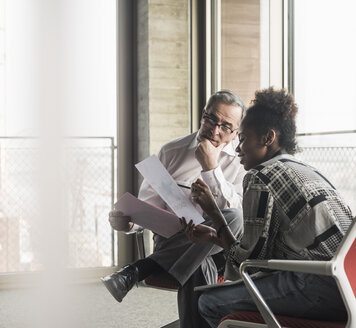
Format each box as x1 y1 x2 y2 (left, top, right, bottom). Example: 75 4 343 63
102 90 246 327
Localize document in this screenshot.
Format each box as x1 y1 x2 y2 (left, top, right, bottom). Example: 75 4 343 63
114 192 181 238
135 155 205 225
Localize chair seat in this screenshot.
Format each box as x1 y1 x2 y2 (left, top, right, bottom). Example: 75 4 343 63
220 311 346 328
144 274 179 291
217 275 227 283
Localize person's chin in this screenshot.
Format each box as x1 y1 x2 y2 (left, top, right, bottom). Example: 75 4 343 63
207 137 220 146
209 139 219 147
240 158 250 170
199 135 219 146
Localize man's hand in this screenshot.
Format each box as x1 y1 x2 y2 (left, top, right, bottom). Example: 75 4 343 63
195 139 226 171
109 210 134 232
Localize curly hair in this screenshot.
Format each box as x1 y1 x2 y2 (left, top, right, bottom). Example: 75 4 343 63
243 87 298 154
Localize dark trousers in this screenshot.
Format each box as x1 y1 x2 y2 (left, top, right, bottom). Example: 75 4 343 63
177 261 214 328
172 209 243 328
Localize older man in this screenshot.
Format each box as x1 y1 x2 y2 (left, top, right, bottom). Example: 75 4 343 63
102 90 246 327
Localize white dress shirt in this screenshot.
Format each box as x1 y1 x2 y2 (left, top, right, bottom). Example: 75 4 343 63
129 130 246 233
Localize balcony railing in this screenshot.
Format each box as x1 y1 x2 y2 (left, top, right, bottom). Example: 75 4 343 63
295 130 356 214
0 137 116 273
0 132 355 274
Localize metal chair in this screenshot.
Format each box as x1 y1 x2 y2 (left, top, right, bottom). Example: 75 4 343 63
135 230 180 328
135 229 227 289
218 219 356 328
135 230 180 291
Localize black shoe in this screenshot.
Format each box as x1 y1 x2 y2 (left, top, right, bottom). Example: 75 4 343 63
101 264 139 302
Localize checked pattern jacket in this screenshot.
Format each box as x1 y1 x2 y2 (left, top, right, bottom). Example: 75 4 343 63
227 153 354 269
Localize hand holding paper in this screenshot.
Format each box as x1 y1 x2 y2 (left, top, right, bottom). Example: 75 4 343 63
114 192 181 238
135 155 204 225
108 210 133 232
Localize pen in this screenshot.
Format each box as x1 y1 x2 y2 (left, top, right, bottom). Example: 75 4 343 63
177 183 191 190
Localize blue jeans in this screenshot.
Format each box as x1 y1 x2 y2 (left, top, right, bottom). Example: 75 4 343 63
198 271 347 328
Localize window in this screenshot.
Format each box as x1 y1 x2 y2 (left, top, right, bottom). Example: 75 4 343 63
220 0 270 106
292 0 356 213
294 0 356 137
0 0 117 273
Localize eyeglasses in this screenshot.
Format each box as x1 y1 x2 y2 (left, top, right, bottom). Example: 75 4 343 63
202 114 238 135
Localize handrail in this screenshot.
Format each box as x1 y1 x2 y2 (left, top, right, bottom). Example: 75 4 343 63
0 135 116 141
239 261 282 328
0 136 118 267
297 130 356 137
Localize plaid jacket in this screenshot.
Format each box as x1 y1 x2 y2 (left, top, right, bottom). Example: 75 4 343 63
227 153 353 269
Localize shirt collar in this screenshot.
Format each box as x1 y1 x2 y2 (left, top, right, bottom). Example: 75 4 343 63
188 130 237 157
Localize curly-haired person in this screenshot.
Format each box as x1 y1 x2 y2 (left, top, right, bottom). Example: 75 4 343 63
181 87 353 327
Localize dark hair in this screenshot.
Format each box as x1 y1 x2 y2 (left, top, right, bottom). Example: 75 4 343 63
243 87 298 154
205 90 247 119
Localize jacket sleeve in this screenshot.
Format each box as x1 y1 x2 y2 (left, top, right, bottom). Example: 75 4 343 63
226 172 275 267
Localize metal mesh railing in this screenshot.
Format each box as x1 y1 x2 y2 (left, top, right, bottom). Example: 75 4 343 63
0 134 355 274
295 146 356 214
0 137 116 273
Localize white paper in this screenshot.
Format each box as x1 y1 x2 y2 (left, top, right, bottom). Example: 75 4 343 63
114 192 181 238
135 155 205 225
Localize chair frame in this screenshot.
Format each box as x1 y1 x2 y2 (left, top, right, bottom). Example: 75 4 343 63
135 229 147 260
135 229 179 291
135 230 179 328
219 219 356 328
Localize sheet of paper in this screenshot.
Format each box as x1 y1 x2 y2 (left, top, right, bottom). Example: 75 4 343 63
114 192 181 238
135 155 204 225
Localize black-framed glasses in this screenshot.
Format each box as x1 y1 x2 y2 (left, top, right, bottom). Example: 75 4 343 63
202 114 238 135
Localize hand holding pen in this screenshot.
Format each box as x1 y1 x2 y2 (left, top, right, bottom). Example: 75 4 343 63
177 182 217 198
177 183 190 190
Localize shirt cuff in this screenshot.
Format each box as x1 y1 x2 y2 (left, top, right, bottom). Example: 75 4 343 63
201 166 225 194
201 168 218 188
125 223 143 234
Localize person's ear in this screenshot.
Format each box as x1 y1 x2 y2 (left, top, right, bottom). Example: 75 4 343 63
263 129 276 146
200 109 206 124
231 131 239 141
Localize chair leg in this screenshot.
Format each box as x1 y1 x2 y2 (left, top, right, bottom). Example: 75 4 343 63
135 231 179 327
135 230 146 259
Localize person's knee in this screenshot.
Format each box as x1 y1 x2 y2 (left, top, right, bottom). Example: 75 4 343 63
221 208 243 236
221 208 242 222
198 292 214 318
